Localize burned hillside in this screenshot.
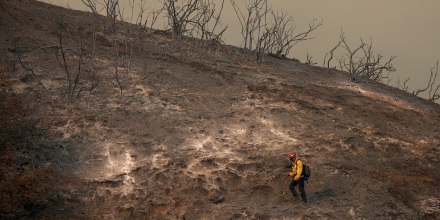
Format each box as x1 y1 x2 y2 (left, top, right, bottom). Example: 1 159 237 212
0 0 439 219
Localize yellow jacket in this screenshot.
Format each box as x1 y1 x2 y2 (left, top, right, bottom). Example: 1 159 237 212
288 159 304 180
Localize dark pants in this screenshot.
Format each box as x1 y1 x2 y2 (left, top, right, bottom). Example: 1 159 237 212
289 178 307 202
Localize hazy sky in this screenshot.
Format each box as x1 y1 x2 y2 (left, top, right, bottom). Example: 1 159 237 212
39 0 440 96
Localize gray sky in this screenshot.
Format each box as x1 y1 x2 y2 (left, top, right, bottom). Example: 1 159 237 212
39 0 440 97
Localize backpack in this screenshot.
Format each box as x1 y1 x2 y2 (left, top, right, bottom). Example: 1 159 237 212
302 163 311 181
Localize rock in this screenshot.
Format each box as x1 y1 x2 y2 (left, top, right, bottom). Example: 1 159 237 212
208 190 225 204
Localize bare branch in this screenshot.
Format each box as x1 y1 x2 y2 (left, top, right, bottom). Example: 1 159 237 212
231 1 321 62
81 0 100 14
395 76 410 92
88 31 101 107
15 46 47 90
230 0 269 51
414 61 440 102
114 65 123 95
55 26 72 108
323 35 342 68
136 0 164 32
71 35 83 98
305 53 316 65
329 30 396 82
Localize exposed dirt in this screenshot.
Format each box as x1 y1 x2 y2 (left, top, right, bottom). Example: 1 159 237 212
1 0 439 219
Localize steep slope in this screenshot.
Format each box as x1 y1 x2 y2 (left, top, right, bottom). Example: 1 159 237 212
1 0 439 219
